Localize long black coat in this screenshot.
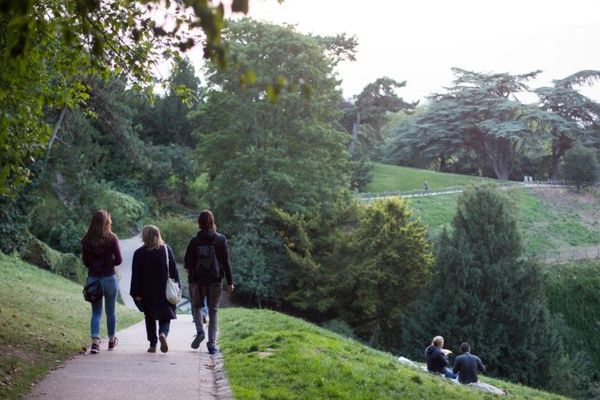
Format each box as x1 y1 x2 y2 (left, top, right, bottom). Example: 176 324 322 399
130 244 179 321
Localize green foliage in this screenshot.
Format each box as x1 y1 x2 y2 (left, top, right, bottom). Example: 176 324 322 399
0 253 142 399
276 196 433 350
349 158 374 191
334 199 434 349
384 69 577 180
93 189 145 237
543 261 600 391
342 77 417 159
219 308 567 400
561 145 599 189
145 214 197 262
0 0 250 197
403 187 557 387
20 234 86 284
190 20 352 304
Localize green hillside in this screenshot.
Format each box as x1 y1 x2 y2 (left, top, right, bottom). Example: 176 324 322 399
365 164 600 253
364 163 499 193
220 308 566 400
0 254 143 400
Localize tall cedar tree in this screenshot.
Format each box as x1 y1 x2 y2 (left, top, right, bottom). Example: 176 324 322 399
402 186 556 387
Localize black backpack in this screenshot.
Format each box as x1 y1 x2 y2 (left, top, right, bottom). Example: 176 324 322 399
195 236 222 283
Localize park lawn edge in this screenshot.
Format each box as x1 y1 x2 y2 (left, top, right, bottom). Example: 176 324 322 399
219 308 568 400
0 253 143 400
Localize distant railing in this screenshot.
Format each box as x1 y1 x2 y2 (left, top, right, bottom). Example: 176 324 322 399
355 179 590 202
526 245 600 264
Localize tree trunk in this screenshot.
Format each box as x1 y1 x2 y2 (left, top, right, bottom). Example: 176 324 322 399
348 111 361 158
368 320 380 347
47 106 68 154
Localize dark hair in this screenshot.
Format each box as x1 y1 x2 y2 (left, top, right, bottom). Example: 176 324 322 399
198 209 216 231
460 342 471 354
82 209 115 246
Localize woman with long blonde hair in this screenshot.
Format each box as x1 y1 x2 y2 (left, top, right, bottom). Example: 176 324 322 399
130 225 179 353
81 209 122 354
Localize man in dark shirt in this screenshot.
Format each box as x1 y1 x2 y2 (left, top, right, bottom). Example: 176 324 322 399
425 336 457 379
453 342 486 384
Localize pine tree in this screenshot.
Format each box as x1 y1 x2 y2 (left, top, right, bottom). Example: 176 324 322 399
403 186 556 387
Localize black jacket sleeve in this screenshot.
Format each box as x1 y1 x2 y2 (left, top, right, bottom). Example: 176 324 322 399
218 235 233 286
130 249 142 298
184 237 197 272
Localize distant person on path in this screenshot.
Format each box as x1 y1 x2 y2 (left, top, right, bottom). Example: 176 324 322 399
425 335 457 379
130 225 180 353
453 342 486 384
184 209 234 355
424 181 429 193
81 210 122 354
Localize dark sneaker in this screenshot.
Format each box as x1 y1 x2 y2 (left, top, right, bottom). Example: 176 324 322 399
191 333 205 349
159 334 168 353
108 337 118 351
207 342 218 355
90 343 100 354
147 346 157 353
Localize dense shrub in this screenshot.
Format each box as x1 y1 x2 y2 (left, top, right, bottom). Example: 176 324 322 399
561 146 599 189
92 189 146 237
20 235 86 284
543 261 600 395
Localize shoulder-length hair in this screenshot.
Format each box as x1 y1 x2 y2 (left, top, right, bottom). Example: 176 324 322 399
82 210 115 246
142 225 164 250
198 209 216 231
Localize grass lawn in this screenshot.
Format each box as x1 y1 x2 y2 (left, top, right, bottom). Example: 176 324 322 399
0 254 143 400
220 308 566 400
364 163 499 193
405 187 600 253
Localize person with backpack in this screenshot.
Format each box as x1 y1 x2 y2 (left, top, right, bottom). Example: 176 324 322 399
184 209 234 354
81 210 122 354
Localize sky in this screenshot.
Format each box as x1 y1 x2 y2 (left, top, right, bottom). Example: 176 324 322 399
238 0 600 103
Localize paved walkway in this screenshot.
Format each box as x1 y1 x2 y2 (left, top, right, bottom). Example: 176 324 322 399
25 315 233 400
116 235 143 309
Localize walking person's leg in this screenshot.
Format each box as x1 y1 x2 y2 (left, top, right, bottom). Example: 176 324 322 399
190 283 205 349
206 284 222 354
144 313 158 352
102 275 119 350
88 277 102 354
158 319 170 353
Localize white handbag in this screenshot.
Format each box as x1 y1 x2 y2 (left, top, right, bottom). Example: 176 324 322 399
164 244 181 305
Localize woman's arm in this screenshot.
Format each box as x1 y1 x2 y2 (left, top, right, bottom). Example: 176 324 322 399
167 245 180 284
111 235 123 266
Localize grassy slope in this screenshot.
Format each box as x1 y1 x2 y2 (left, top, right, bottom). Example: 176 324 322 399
0 254 143 400
364 163 498 193
367 164 600 252
220 308 566 400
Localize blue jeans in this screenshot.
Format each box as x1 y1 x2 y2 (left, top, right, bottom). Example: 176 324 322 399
444 368 458 379
88 274 119 338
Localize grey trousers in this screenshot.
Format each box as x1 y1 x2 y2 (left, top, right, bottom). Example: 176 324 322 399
191 283 222 345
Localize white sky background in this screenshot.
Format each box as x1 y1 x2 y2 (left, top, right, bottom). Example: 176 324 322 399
240 0 600 103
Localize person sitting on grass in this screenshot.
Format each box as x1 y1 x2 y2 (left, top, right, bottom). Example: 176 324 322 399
453 342 485 384
425 335 457 379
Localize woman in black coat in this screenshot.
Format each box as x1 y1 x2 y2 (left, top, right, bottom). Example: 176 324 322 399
130 225 179 353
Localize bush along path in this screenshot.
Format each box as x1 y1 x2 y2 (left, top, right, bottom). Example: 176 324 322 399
25 315 233 400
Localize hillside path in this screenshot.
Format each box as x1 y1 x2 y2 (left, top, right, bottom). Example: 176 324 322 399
25 315 233 400
116 234 142 309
